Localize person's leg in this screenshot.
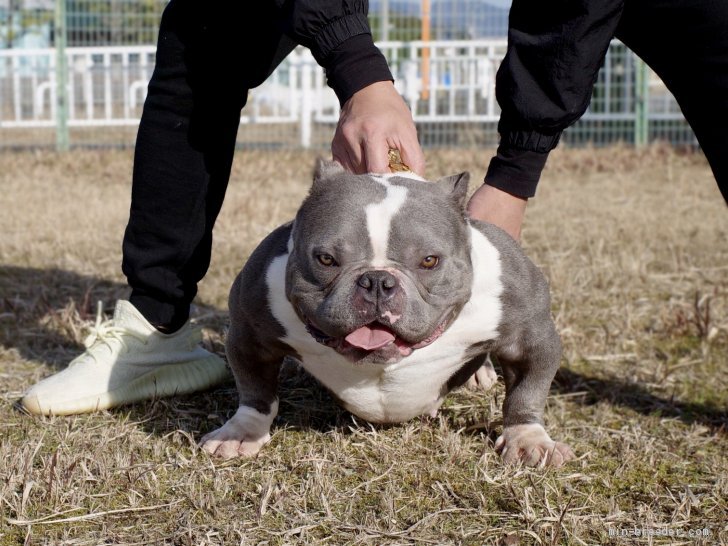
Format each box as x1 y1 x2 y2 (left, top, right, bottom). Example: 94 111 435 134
616 0 728 203
123 0 297 332
22 1 297 415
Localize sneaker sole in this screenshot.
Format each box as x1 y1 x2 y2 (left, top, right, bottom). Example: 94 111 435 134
22 354 230 416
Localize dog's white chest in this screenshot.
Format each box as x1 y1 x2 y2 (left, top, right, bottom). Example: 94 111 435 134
266 227 503 423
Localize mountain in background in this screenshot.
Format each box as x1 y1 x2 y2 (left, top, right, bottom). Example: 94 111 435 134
369 0 511 39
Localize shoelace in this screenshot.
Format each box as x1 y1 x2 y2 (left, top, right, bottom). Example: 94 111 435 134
82 302 147 359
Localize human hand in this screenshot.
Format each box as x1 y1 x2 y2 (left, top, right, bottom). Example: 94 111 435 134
332 81 425 175
466 184 528 242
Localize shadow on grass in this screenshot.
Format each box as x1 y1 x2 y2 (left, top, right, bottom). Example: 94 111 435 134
142 359 727 443
5 265 726 440
125 358 354 440
1 265 130 369
553 368 727 434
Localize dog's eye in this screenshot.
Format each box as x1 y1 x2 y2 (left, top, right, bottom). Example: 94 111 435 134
317 253 337 267
420 255 439 269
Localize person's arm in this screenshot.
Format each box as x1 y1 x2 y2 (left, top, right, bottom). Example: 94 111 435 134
488 0 625 197
282 1 424 174
469 0 624 239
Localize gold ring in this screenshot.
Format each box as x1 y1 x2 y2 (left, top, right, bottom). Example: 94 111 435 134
388 149 412 172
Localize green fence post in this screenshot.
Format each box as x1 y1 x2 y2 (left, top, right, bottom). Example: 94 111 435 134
634 55 648 147
55 0 69 151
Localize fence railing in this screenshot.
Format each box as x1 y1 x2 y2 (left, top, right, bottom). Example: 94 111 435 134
0 39 695 149
0 45 155 127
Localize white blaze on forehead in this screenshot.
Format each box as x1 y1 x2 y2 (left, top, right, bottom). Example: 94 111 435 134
366 176 409 267
376 171 427 182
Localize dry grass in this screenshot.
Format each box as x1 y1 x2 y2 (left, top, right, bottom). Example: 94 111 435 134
1 145 727 545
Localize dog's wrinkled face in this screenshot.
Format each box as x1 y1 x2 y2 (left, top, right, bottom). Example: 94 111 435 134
286 160 474 364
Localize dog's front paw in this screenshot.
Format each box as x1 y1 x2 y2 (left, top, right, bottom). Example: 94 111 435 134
465 357 498 391
200 402 277 459
495 423 574 467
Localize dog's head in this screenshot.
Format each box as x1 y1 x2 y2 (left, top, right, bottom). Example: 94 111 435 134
286 160 473 364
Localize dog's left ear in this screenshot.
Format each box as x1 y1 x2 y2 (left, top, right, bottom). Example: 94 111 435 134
436 172 470 209
312 158 345 188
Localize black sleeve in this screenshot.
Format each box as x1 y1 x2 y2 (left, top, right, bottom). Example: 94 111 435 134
280 0 394 106
485 0 624 198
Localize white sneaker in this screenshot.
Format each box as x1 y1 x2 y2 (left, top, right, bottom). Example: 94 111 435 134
21 300 230 416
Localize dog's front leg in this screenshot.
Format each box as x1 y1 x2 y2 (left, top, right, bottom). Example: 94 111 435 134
494 326 575 467
199 315 285 459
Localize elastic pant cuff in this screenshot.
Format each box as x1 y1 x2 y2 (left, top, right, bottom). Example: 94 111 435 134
129 292 190 333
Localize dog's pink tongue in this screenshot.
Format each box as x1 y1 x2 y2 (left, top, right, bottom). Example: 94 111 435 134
345 325 396 350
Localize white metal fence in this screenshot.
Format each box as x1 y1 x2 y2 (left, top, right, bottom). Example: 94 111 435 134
0 39 695 150
0 45 155 128
0 0 697 150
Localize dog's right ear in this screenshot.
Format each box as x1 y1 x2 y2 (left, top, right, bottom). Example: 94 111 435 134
313 158 345 188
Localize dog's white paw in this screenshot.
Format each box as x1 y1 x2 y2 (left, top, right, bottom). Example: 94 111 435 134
200 401 278 459
465 358 498 391
495 423 574 467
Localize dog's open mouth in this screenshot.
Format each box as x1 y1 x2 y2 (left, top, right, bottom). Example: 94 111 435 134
304 317 448 359
345 323 396 350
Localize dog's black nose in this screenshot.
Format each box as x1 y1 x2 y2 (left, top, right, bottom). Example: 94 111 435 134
356 270 398 303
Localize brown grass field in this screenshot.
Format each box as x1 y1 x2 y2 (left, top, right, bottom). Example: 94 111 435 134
0 145 726 545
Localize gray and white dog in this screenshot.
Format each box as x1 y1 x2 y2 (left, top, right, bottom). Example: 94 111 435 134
201 160 574 467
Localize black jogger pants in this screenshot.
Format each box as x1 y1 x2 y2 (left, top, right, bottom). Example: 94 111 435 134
122 1 296 330
616 0 728 203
